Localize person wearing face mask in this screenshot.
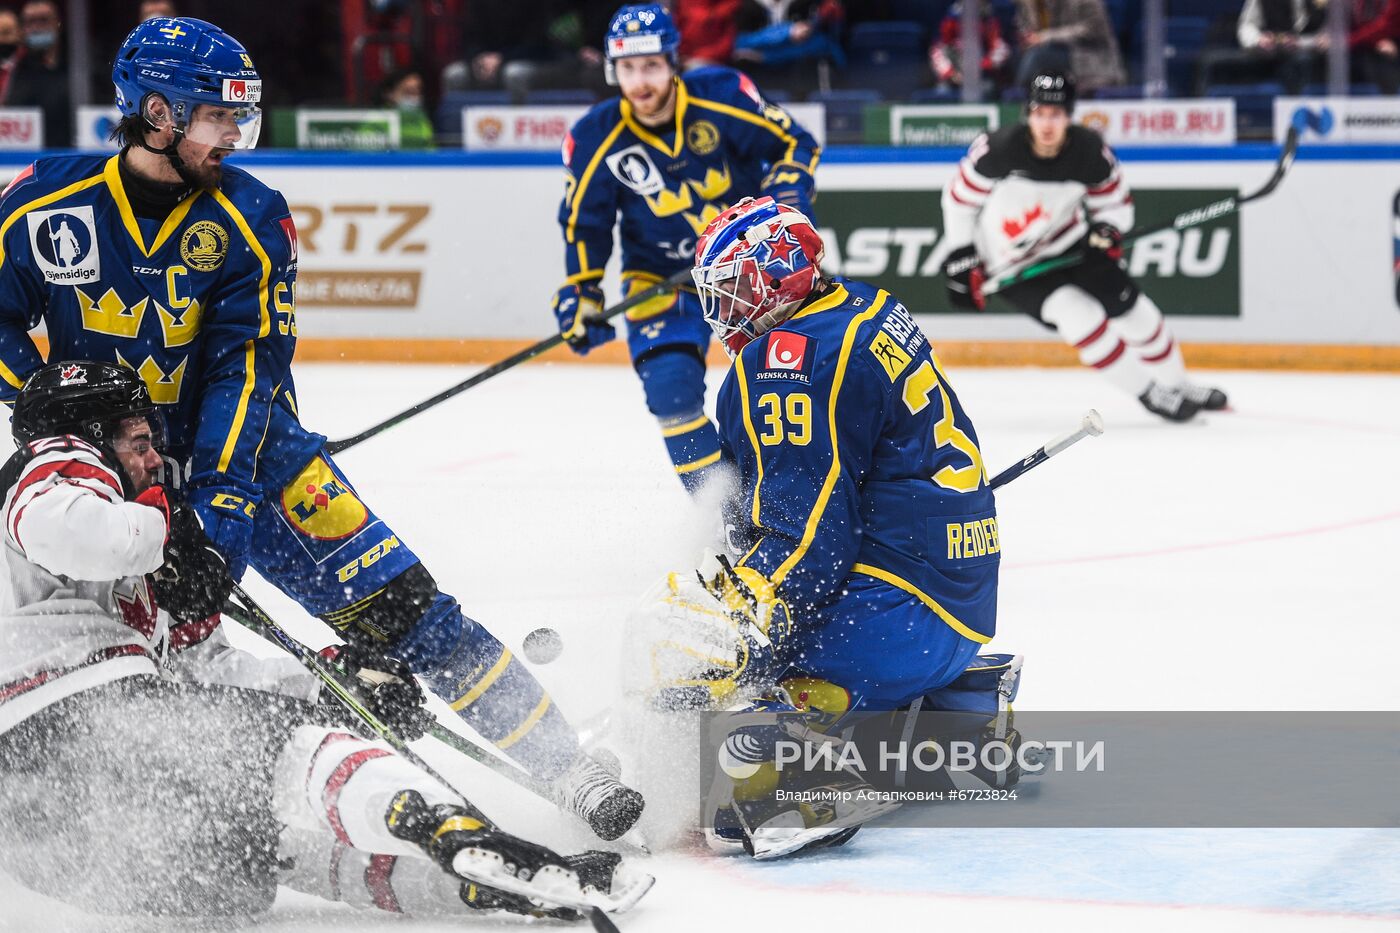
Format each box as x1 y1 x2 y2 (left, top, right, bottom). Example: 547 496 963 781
376 68 434 150
7 0 71 147
0 9 23 106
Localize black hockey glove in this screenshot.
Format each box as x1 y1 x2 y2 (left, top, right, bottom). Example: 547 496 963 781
942 244 986 311
150 502 234 623
329 644 436 741
1086 221 1124 261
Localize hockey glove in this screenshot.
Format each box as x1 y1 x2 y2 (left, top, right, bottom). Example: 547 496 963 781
150 502 234 624
759 162 816 218
1087 221 1124 261
187 482 257 579
942 244 986 311
326 643 436 741
552 282 615 356
700 555 793 687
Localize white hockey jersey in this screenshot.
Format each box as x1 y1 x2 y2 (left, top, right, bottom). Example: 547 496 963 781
942 124 1134 283
0 434 315 735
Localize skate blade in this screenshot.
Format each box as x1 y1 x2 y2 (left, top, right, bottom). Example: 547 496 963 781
450 848 655 915
748 799 902 861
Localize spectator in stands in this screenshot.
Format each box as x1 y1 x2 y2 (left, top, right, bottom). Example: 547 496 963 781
930 2 1013 94
139 0 175 19
378 68 435 149
0 10 21 106
733 0 840 73
8 0 70 148
461 1 611 100
675 0 741 69
1234 0 1328 93
1350 0 1400 93
1014 0 1125 93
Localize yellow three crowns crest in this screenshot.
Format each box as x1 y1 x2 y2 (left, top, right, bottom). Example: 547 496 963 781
180 220 229 272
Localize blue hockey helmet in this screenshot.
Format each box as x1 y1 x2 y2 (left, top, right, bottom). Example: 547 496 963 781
604 3 681 85
112 17 262 150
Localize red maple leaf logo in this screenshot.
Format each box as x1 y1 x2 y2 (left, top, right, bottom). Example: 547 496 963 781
1002 203 1046 240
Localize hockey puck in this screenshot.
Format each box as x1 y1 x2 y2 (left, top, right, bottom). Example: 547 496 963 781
522 627 563 664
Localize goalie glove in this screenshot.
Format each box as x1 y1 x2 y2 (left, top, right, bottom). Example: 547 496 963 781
699 554 792 672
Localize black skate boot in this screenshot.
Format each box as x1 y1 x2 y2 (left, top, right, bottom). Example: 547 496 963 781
552 752 645 841
1138 381 1202 422
1182 384 1229 410
386 790 653 920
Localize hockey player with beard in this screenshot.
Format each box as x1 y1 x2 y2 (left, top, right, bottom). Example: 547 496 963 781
0 16 641 842
0 361 652 922
554 3 820 491
940 71 1227 422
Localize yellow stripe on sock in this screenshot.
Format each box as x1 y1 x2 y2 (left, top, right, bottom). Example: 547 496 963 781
494 695 552 750
449 648 513 711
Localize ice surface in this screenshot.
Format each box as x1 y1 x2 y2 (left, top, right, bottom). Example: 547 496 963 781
2 362 1397 932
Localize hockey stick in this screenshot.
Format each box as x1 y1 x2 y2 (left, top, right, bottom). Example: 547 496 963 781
221 597 645 928
989 409 1104 490
222 584 488 816
325 269 694 455
219 600 561 803
983 127 1299 297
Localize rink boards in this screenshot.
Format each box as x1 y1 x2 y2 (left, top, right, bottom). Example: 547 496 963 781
2 145 1397 369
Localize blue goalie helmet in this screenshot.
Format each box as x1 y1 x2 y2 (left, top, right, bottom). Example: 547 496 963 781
112 17 262 150
604 3 681 85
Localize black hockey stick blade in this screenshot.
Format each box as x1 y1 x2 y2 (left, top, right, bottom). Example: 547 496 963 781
325 268 693 455
985 127 1299 296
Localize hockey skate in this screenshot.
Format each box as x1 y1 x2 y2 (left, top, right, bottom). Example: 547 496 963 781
386 790 654 920
552 751 646 841
1138 381 1202 422
1182 383 1229 411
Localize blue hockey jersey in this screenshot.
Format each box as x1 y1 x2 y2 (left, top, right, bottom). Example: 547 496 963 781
558 66 820 284
0 154 302 500
716 279 999 645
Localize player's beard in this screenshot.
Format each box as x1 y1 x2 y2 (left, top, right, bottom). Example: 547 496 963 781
171 141 228 189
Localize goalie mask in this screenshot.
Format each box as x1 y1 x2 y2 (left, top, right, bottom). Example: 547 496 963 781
692 196 825 357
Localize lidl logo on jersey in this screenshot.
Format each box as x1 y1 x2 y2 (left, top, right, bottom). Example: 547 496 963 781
758 331 816 384
27 206 100 285
281 456 369 542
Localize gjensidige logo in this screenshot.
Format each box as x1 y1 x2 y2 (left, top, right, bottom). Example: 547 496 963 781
27 206 101 285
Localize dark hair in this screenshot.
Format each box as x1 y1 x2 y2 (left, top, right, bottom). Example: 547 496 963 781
376 68 421 105
109 112 149 147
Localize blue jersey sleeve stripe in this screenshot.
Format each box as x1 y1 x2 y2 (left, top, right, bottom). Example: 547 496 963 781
0 170 106 271
770 294 886 588
565 119 629 244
